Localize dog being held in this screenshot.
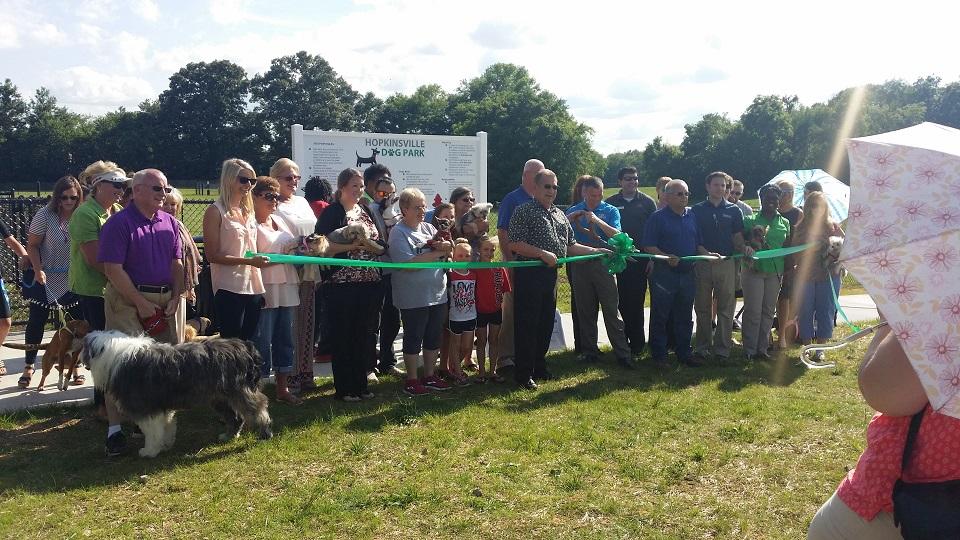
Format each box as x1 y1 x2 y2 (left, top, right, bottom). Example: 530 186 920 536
81 330 273 457
823 235 845 276
458 202 493 235
380 192 402 230
744 225 769 270
3 319 91 391
287 233 331 258
327 223 384 255
427 217 454 261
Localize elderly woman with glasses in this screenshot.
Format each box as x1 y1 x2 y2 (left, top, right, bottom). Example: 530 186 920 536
202 158 268 341
270 158 319 392
20 175 85 388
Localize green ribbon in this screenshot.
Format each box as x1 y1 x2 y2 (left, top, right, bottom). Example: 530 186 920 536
246 242 812 272
829 273 860 333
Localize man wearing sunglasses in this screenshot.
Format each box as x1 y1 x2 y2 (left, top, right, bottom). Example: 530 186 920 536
642 179 714 368
728 179 753 217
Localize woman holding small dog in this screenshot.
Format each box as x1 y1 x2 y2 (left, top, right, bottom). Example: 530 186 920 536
21 175 85 388
740 184 791 361
790 192 845 357
252 177 303 404
388 187 454 395
315 168 384 401
271 158 319 393
203 159 267 341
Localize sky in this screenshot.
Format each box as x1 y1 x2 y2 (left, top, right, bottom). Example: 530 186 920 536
1 0 958 155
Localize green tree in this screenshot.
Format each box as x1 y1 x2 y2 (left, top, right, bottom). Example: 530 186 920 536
449 63 595 202
641 137 683 184
16 88 92 184
930 81 960 128
602 149 643 186
677 113 734 197
155 60 256 179
250 51 367 160
374 84 452 135
0 79 28 146
721 95 797 194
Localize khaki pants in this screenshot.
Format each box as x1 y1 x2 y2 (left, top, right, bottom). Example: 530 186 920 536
497 291 515 367
570 258 630 359
807 491 901 540
693 259 736 358
105 283 183 345
740 268 780 356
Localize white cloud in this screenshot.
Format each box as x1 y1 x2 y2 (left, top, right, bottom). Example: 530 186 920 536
131 0 159 21
117 31 151 71
47 66 153 108
29 22 67 45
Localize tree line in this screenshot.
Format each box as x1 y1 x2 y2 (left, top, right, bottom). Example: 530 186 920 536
1 49 958 201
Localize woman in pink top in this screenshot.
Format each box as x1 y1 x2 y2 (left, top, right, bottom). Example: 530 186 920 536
251 177 302 404
202 158 268 340
808 322 960 538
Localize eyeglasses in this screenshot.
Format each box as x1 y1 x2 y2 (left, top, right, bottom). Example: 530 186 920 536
542 184 559 191
105 180 126 189
279 175 300 182
672 192 690 197
623 176 639 182
258 193 280 202
150 185 174 194
731 191 743 196
376 190 395 198
236 176 254 185
60 195 79 201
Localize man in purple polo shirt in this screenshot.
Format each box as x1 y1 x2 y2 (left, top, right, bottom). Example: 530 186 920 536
495 158 544 375
97 168 183 456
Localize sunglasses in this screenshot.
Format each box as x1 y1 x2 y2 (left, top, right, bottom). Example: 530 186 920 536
236 176 255 185
460 197 476 203
60 195 79 201
150 185 174 194
279 175 300 182
376 190 395 198
541 184 559 191
258 193 280 202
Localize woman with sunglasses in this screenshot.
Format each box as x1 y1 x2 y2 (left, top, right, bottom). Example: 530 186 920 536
270 158 319 392
203 158 267 341
251 177 303 404
20 175 84 388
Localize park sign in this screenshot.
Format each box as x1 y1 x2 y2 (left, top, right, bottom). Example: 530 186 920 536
291 125 488 205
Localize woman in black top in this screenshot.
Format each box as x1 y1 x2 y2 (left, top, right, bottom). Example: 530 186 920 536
315 168 383 401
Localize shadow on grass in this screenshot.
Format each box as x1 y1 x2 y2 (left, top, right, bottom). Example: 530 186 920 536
0 347 807 495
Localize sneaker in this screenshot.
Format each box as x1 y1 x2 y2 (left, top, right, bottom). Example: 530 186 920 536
366 371 379 383
105 431 127 457
359 391 375 399
404 379 429 396
380 365 405 377
336 394 362 402
422 375 452 391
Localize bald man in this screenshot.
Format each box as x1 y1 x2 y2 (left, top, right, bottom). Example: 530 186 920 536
495 158 545 376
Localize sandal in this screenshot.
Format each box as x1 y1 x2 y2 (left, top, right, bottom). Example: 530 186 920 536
72 374 86 385
276 392 303 405
18 366 34 389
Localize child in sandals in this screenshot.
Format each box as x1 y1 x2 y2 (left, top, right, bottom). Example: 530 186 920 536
474 236 510 383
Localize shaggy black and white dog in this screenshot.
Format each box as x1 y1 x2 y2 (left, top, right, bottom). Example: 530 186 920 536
81 331 273 457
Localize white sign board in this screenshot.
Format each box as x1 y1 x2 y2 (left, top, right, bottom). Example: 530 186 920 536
291 125 488 205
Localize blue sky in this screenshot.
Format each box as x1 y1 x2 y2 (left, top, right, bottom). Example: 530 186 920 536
2 0 958 154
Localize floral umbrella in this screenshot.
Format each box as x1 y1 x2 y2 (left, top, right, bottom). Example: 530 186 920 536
843 122 960 419
766 169 850 222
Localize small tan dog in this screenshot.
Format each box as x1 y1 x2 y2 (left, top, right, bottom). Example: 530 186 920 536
184 317 219 342
3 319 92 391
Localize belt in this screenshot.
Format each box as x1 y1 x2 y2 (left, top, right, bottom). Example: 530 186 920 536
136 284 170 294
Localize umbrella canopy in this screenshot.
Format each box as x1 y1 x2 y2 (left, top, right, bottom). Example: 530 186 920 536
766 169 850 222
842 122 960 419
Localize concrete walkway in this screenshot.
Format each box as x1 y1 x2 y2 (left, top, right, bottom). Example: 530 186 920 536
0 294 879 413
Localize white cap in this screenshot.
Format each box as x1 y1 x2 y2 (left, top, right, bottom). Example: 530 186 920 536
91 170 129 186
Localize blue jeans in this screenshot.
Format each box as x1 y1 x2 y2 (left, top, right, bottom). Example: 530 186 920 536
797 276 841 341
648 266 695 361
254 306 295 377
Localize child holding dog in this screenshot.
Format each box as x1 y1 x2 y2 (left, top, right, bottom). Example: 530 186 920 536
474 236 510 383
443 239 477 386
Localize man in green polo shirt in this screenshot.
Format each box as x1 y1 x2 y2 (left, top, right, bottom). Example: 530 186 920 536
69 168 126 330
741 184 791 360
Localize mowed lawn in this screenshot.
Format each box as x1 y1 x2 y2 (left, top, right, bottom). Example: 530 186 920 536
0 328 878 539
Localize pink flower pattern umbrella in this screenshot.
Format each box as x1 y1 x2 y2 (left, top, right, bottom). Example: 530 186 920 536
844 122 960 419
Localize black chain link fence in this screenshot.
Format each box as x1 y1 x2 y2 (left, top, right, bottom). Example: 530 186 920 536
0 196 213 325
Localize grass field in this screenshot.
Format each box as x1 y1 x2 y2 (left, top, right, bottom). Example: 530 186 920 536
0 324 878 539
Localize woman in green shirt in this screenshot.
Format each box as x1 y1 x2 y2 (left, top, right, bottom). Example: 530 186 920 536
741 184 791 360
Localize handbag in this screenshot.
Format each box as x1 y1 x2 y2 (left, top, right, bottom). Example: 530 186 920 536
892 408 960 539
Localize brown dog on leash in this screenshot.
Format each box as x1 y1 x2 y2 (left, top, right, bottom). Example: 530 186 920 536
3 319 92 391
